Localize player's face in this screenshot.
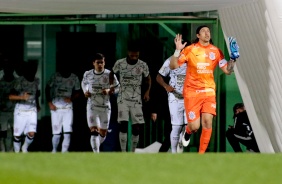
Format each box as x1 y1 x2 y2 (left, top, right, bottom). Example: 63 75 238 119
197 27 211 43
127 51 139 63
93 59 105 72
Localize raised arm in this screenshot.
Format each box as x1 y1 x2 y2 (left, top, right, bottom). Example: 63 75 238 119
169 34 187 69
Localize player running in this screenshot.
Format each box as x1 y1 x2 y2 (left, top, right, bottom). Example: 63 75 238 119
81 53 119 153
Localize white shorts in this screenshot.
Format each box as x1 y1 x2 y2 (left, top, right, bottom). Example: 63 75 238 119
117 103 145 124
168 95 187 126
51 108 73 134
13 109 37 136
87 104 110 130
0 112 13 131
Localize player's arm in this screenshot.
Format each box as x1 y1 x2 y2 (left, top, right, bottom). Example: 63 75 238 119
170 34 187 69
81 73 91 98
221 36 239 74
221 59 236 75
9 89 29 101
108 74 120 95
143 74 151 102
156 74 174 92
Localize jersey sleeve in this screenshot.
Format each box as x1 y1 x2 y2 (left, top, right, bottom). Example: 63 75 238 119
74 75 81 91
112 60 120 74
112 74 120 94
218 49 228 68
81 71 89 93
158 58 170 77
178 46 191 66
143 62 150 77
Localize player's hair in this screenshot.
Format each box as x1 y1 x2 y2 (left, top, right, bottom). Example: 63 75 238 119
192 25 213 44
93 53 105 61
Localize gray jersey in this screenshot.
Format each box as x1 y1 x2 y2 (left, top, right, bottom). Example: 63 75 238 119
112 58 149 105
14 76 40 111
81 69 119 110
47 72 80 109
158 57 187 98
0 78 16 112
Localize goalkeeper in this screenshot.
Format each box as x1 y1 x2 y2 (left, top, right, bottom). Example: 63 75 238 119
169 25 239 153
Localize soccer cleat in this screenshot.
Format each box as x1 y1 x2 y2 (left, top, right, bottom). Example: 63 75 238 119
182 132 190 147
177 141 184 153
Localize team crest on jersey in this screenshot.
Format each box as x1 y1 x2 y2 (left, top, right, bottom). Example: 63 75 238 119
209 52 215 60
135 67 141 75
102 76 108 83
188 111 196 120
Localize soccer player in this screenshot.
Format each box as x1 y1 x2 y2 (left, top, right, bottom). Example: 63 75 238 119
109 43 151 152
9 61 40 153
81 53 120 153
156 57 187 153
45 61 80 153
170 25 239 153
0 61 16 152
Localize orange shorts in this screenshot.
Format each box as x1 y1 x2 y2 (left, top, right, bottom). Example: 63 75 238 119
184 95 216 122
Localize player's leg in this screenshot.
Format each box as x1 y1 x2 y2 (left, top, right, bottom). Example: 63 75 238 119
87 105 100 152
118 103 129 152
182 97 201 147
168 99 182 153
130 105 145 152
22 132 35 153
5 116 14 152
97 109 111 151
22 111 37 153
51 110 62 153
61 109 73 153
199 96 216 154
13 109 25 153
226 128 243 152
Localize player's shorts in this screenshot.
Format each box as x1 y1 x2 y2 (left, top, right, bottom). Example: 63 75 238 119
87 104 110 130
168 96 187 126
0 112 13 131
184 95 216 122
51 108 73 134
13 108 37 136
117 103 145 124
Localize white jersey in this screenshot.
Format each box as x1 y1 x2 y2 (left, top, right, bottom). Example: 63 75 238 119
47 72 80 109
13 76 40 111
81 69 119 111
0 78 16 112
158 57 187 98
112 58 149 105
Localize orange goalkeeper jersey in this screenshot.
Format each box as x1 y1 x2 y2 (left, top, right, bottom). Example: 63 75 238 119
178 42 227 97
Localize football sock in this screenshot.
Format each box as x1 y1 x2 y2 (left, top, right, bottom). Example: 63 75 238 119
90 135 100 153
22 135 34 152
170 125 182 153
119 132 127 152
131 135 139 152
199 128 212 154
52 134 61 152
62 133 71 153
13 137 21 153
99 134 106 144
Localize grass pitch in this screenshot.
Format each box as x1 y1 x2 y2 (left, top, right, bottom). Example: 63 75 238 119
0 153 282 184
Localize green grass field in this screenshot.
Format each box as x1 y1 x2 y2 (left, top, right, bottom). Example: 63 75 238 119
1 153 282 184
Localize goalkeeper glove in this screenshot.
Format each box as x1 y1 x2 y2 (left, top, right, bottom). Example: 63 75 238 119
228 37 240 60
